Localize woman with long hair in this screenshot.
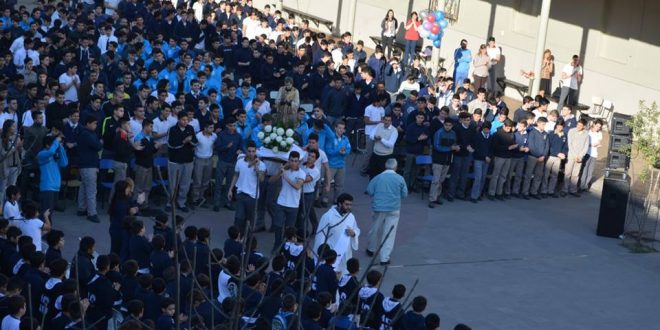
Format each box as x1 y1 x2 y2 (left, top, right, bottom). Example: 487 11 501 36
108 179 138 256
0 120 22 203
472 44 491 91
381 9 398 59
403 11 421 66
540 49 554 95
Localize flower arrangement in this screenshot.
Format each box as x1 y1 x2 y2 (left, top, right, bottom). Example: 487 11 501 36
256 125 296 153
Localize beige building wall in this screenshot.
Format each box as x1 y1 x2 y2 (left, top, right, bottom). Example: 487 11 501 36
256 0 660 115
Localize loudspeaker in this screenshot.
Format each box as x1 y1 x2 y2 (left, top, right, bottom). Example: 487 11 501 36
611 113 632 136
597 175 630 238
609 135 631 153
607 151 630 170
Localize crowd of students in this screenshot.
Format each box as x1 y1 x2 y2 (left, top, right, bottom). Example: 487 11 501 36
0 0 604 329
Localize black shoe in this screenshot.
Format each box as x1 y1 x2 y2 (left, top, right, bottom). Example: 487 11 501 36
569 192 581 197
380 261 391 266
213 206 220 212
551 193 560 198
470 198 478 203
456 196 465 201
446 196 454 202
428 202 435 209
252 226 266 233
531 194 541 200
522 195 530 200
77 210 87 217
366 250 375 257
487 195 495 201
559 191 567 197
87 215 100 223
512 193 520 198
433 199 443 205
496 195 505 201
177 206 190 213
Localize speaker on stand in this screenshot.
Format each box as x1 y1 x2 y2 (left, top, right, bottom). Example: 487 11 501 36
597 112 632 238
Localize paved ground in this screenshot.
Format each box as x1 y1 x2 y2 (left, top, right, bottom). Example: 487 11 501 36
50 152 660 330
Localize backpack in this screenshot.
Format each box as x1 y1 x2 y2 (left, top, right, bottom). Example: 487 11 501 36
272 311 294 330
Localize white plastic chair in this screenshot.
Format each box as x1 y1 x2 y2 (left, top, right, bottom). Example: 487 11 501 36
300 103 314 113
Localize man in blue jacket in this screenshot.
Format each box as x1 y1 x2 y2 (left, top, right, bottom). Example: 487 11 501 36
76 116 104 223
470 122 493 203
542 118 568 197
325 120 352 203
453 40 472 92
522 117 549 199
37 135 68 221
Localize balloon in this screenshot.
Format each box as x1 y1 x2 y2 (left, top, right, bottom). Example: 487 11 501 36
423 21 433 31
430 24 440 34
429 33 439 41
427 15 435 23
433 39 441 48
435 11 445 21
419 28 430 39
439 19 448 29
419 10 429 21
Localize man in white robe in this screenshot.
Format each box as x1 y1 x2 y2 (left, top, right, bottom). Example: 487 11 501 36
313 193 360 273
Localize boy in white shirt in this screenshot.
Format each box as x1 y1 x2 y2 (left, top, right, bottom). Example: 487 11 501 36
1 295 26 330
228 141 266 233
270 151 306 251
192 122 218 207
299 149 321 237
3 185 21 220
11 201 51 252
580 119 603 192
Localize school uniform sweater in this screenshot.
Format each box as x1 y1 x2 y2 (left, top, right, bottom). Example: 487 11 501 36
492 130 516 158
527 128 549 158
548 131 568 157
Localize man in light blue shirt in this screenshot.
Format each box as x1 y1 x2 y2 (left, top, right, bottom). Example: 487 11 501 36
366 159 408 265
453 39 472 92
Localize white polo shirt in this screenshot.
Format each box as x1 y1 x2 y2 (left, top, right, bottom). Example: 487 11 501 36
364 104 385 138
302 164 321 193
234 157 266 198
277 168 306 208
153 116 177 144
11 218 44 251
195 132 217 158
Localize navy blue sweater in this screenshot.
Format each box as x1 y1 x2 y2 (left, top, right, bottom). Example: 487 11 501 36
492 130 516 158
527 128 549 157
472 132 493 161
453 123 476 157
548 131 568 156
76 127 103 168
404 123 429 155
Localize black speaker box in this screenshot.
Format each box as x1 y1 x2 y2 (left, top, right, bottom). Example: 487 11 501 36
611 113 632 136
597 175 630 238
607 151 630 170
609 135 631 153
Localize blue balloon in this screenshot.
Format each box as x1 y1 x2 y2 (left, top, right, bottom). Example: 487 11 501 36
433 39 441 48
439 19 448 29
429 33 439 41
435 11 445 21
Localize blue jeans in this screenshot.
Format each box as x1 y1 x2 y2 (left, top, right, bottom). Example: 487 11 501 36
470 160 489 200
454 69 469 91
273 205 299 251
403 40 417 66
213 161 235 207
448 155 471 199
234 192 256 233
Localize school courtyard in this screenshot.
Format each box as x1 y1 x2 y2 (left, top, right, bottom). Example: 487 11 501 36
51 156 660 329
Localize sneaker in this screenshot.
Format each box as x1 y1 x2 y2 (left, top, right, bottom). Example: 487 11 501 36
87 215 100 223
380 260 391 266
366 249 375 257
76 210 87 217
428 202 435 209
177 206 190 213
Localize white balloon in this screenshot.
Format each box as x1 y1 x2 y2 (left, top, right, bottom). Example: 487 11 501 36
419 28 430 39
